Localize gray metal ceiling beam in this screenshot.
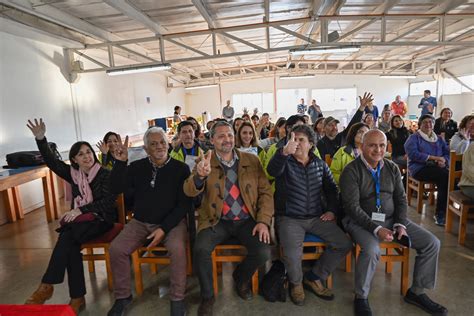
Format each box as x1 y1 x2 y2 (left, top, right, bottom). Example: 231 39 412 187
166 38 210 57
272 25 318 45
443 69 474 92
103 0 165 35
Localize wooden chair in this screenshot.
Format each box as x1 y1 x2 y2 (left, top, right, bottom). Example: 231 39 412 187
406 176 436 214
211 241 259 296
446 151 474 245
81 194 126 290
355 242 410 295
131 236 193 296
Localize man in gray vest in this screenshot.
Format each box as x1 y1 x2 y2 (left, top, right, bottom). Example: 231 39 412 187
340 129 447 316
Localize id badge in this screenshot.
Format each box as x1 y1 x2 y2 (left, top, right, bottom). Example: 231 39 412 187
371 212 386 222
185 155 198 171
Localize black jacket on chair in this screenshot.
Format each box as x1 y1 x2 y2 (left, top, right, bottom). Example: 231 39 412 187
267 148 339 218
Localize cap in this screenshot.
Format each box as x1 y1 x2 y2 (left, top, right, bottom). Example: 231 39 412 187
324 116 340 126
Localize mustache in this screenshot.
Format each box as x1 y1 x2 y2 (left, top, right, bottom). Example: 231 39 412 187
222 142 233 146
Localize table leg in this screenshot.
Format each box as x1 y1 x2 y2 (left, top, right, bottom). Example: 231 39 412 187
49 171 60 219
42 174 54 223
2 189 17 222
12 186 24 220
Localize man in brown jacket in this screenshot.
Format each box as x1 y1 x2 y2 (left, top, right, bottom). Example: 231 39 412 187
184 121 273 316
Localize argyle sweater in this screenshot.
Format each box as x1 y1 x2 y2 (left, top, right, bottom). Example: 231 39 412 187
221 161 250 221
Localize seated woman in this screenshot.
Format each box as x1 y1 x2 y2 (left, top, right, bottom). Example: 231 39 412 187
236 121 266 165
434 107 458 142
25 119 117 313
259 117 286 151
330 123 369 184
97 131 119 170
233 117 244 134
386 115 411 168
405 114 450 226
450 114 474 154
459 143 474 200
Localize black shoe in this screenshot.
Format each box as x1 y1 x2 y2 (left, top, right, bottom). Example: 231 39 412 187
170 299 186 316
232 268 253 301
354 298 372 316
404 289 448 315
198 297 215 316
107 295 132 316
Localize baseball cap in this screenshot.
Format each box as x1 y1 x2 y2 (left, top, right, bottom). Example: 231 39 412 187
324 116 340 126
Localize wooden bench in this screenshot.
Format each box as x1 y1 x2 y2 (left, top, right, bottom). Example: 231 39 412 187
445 150 474 245
406 176 436 214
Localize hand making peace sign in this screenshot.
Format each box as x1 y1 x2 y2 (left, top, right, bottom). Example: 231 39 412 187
196 150 212 178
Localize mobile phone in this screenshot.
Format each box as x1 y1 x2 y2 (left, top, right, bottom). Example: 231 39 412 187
394 231 411 248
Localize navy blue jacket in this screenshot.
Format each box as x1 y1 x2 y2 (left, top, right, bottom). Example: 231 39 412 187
267 148 339 218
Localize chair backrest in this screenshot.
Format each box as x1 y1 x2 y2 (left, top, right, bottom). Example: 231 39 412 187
116 193 126 225
387 141 393 154
324 154 332 166
448 150 463 192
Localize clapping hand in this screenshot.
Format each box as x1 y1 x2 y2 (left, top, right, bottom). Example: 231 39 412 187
283 132 298 156
358 92 374 110
26 118 46 140
113 135 129 161
196 150 212 179
96 140 108 154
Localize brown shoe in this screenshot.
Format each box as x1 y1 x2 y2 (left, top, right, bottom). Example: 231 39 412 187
69 297 86 314
25 283 53 304
290 283 305 306
303 278 334 301
198 296 215 316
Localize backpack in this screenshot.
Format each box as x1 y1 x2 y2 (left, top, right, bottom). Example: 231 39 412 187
260 260 287 302
6 142 61 168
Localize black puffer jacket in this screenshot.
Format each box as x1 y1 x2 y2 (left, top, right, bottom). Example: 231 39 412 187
267 147 339 218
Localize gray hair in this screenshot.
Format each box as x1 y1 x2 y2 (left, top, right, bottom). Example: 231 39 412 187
210 121 233 138
143 126 168 147
361 129 387 144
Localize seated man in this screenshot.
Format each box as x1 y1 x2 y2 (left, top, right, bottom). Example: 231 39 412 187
267 125 352 306
184 121 273 316
340 129 447 316
107 127 192 316
171 120 206 171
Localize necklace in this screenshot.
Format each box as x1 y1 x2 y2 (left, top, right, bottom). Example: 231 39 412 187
149 156 171 188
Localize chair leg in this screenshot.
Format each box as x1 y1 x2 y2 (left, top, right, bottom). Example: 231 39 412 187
459 205 468 245
186 241 193 276
326 274 333 289
417 183 424 214
150 263 158 275
401 248 410 296
85 248 95 273
407 180 412 206
251 271 259 295
211 250 218 297
445 202 453 233
345 250 352 273
131 251 143 296
104 247 113 291
385 248 393 273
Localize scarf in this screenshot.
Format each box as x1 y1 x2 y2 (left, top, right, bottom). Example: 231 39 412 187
418 130 438 143
70 162 101 209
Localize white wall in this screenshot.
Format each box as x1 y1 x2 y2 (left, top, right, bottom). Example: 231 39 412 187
0 31 185 224
185 75 409 120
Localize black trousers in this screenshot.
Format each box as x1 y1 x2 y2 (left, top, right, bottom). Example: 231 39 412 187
42 221 111 298
413 166 449 218
193 218 271 299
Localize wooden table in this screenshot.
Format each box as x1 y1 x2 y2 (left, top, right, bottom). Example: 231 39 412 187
0 166 59 223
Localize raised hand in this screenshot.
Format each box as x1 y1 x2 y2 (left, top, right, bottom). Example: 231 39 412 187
358 92 374 110
96 140 108 154
283 132 298 156
196 150 212 178
26 118 46 140
113 135 129 161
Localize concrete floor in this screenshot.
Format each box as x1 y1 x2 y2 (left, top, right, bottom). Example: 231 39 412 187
0 203 473 316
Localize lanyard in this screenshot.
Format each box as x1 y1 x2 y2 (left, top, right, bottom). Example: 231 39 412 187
369 164 382 213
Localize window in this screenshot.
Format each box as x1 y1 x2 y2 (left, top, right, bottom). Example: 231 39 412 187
443 78 462 95
460 74 474 93
275 89 307 118
311 88 357 128
409 81 437 96
232 92 274 116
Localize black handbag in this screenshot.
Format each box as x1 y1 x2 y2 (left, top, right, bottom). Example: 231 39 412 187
5 142 62 168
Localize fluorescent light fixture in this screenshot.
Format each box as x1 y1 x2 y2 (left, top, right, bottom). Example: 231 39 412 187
184 84 219 90
380 74 417 79
106 63 171 76
280 74 316 80
290 46 360 56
